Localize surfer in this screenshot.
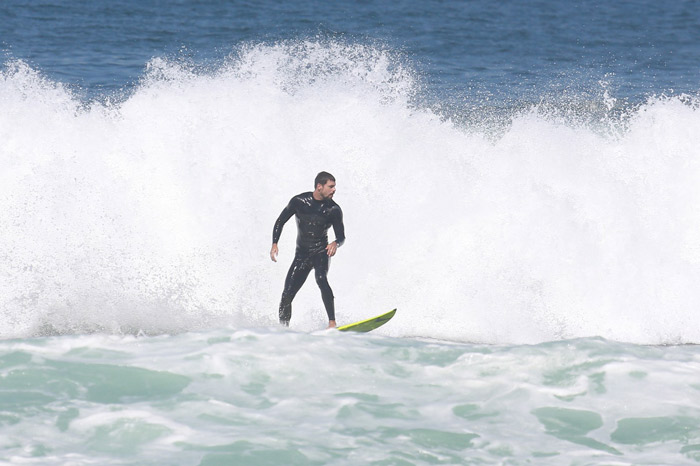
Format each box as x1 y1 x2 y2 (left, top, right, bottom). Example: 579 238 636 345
270 172 346 328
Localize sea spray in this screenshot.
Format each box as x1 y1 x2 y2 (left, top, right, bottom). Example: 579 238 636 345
2 42 700 344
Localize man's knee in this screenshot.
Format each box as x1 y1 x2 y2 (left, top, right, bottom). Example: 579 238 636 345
316 277 334 297
315 268 329 285
280 289 297 308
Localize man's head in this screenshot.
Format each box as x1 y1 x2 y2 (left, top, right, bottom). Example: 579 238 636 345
314 171 336 200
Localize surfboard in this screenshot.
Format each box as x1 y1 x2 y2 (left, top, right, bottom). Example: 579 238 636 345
337 309 396 333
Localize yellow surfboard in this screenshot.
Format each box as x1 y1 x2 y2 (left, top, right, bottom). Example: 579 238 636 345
337 309 396 333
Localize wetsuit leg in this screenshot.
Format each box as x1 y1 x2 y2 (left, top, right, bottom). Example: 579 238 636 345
312 253 335 321
279 255 313 325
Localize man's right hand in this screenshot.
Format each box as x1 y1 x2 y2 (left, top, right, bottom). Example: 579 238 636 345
270 243 279 262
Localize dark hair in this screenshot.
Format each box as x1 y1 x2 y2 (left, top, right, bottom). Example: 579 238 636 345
314 171 335 188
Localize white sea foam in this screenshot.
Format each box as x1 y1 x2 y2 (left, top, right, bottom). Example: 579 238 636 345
1 42 700 344
2 330 700 464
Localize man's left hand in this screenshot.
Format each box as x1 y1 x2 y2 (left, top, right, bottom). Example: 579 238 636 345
326 241 338 257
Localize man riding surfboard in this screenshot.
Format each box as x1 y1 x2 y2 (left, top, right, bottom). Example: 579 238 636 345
270 172 346 328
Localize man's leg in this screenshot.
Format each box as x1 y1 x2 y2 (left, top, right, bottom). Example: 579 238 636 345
312 253 335 324
279 255 312 325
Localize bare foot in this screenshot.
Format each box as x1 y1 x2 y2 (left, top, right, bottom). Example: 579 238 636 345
327 320 337 329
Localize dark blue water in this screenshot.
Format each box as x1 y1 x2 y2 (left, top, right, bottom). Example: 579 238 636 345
2 0 699 103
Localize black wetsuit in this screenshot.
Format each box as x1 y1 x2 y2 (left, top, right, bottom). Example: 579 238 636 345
273 192 345 324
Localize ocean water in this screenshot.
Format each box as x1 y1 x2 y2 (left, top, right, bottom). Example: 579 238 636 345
2 0 700 464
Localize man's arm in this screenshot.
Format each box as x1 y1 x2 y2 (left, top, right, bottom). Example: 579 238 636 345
326 206 345 257
271 199 296 262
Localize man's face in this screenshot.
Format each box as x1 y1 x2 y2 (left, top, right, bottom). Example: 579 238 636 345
317 180 336 200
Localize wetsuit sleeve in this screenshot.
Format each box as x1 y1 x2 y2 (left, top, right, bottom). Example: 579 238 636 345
332 206 346 247
272 198 296 244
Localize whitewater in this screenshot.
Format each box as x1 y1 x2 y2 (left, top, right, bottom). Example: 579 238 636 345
2 41 700 464
2 42 700 344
